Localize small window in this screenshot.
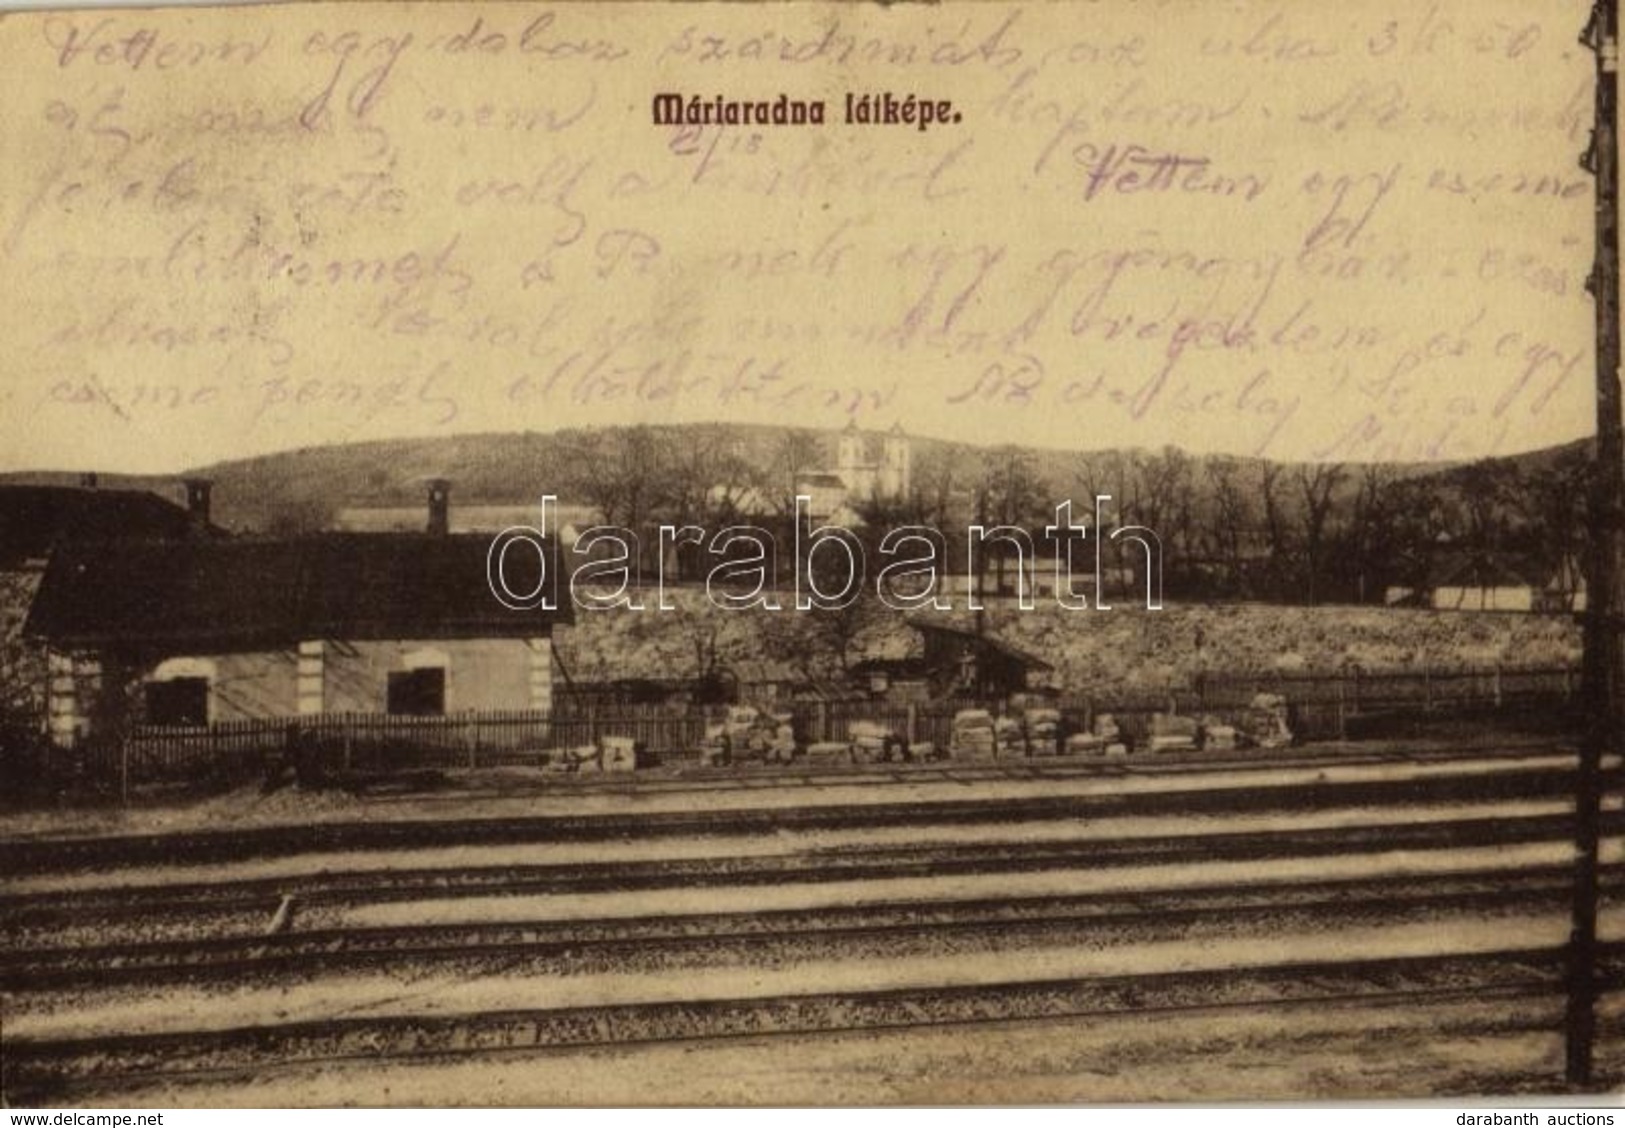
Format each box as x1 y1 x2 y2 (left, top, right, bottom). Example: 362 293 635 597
387 667 445 716
146 677 209 726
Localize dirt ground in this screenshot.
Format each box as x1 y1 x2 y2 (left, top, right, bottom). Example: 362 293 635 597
57 995 1625 1106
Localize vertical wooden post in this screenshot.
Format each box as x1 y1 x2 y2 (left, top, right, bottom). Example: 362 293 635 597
1569 0 1620 1089
46 649 79 754
120 737 129 808
296 641 325 717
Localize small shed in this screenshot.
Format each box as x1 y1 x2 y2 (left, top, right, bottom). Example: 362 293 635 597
1427 552 1539 612
909 620 1054 699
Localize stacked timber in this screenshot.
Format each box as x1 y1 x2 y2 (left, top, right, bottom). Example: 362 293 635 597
1148 713 1199 753
950 709 997 760
805 741 853 764
1065 730 1105 755
995 716 1027 758
764 711 798 764
551 744 603 772
848 719 892 764
1023 707 1061 757
600 735 638 772
1245 693 1294 749
1098 713 1128 756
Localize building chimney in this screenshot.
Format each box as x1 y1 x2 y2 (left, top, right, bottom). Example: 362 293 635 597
80 471 98 490
426 479 450 536
182 478 212 530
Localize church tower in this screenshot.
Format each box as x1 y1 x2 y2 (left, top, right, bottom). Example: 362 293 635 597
881 423 911 498
837 420 874 496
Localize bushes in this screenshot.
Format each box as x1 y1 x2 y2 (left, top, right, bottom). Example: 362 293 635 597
555 591 1582 696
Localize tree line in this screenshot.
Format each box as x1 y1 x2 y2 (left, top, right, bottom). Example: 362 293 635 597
547 425 1592 610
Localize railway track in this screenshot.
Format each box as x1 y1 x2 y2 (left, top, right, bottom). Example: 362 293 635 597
4 808 1616 934
6 945 1621 1104
4 743 1619 1103
3 866 1620 992
0 744 1586 876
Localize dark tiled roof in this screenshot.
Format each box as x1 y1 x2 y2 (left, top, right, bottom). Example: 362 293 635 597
907 618 1055 671
0 486 206 566
26 533 571 649
847 657 932 680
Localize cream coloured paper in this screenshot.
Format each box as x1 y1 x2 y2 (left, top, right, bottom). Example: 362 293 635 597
0 0 1597 472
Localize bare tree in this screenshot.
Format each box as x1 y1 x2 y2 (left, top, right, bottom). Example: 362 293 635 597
1130 447 1194 559
1295 463 1348 604
1345 464 1398 603
767 429 823 516
1521 446 1591 610
1384 474 1459 603
1078 451 1134 526
1457 459 1519 554
1257 461 1295 597
976 445 1049 595
912 444 961 527
563 426 675 574
1204 456 1252 592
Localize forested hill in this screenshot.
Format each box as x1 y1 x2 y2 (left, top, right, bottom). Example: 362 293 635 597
0 425 1591 604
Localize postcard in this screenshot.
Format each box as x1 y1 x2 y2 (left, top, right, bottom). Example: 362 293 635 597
0 0 1615 1108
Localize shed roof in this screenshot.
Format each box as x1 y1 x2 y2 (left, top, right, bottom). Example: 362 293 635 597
908 619 1055 672
1429 551 1539 592
26 533 570 650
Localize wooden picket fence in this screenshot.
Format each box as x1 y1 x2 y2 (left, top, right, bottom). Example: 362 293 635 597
63 662 1582 793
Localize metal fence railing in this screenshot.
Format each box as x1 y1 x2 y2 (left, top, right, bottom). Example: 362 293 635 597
50 663 1581 792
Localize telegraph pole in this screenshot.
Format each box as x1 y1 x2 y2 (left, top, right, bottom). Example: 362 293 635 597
1569 0 1620 1090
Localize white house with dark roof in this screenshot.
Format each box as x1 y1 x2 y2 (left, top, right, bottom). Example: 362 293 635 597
26 484 570 748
